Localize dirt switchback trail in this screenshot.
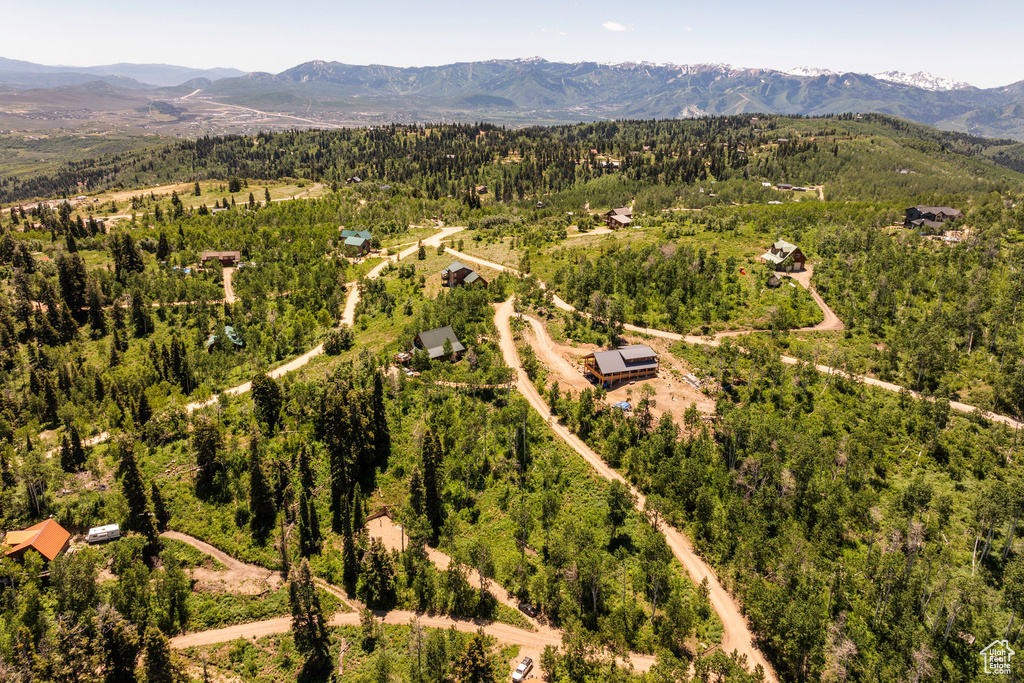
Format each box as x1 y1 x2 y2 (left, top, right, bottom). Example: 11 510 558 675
494 298 777 681
164 485 656 673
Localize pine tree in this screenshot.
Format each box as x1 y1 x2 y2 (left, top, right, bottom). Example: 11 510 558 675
341 493 358 592
298 444 321 552
289 559 330 670
251 373 283 434
116 438 158 547
356 537 396 609
86 281 106 337
55 251 87 313
96 605 140 683
156 232 170 261
59 433 74 472
69 425 86 470
192 417 223 499
151 481 171 531
351 487 365 535
264 187 271 203
136 392 152 426
109 337 121 368
248 430 276 540
454 631 497 683
193 181 201 197
41 374 59 426
372 370 391 466
142 623 187 683
421 428 445 536
130 288 151 337
298 493 315 558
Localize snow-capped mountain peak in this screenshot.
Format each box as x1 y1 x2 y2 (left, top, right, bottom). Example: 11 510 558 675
869 70 972 91
785 66 838 78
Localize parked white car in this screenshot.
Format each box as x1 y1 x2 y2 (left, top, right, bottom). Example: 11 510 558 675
512 657 533 682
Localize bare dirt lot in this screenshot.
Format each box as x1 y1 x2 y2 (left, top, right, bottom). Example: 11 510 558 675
521 312 716 425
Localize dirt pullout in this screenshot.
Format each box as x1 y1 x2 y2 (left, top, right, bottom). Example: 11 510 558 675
495 298 778 681
160 531 281 594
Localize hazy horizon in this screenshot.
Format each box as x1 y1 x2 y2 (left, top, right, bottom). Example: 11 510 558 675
4 0 1022 89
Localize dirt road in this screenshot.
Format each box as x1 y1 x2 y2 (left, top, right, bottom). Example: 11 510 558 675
221 267 238 304
449 249 1016 426
166 519 655 672
443 247 510 273
494 298 777 681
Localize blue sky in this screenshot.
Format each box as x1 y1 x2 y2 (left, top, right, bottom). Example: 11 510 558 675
4 0 1022 87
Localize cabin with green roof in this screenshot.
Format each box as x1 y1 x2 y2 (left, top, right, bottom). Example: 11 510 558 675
340 229 373 255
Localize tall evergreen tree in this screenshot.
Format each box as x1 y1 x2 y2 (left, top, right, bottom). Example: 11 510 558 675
85 281 106 336
142 623 187 683
96 605 140 683
372 369 391 465
248 430 276 540
251 373 283 435
56 251 87 313
421 427 445 536
116 438 158 548
289 559 330 671
455 631 497 683
136 391 152 426
151 481 171 531
192 417 223 499
156 232 171 261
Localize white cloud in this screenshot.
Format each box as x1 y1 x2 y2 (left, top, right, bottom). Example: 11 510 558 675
602 21 628 32
687 26 693 31
541 28 568 36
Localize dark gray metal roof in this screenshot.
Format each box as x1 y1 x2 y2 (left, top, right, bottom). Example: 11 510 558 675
416 326 466 359
588 345 658 375
442 261 471 275
618 344 657 361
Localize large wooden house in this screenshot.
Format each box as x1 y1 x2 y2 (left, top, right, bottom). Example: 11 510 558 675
604 207 633 229
441 261 487 288
201 251 241 267
760 240 806 272
904 206 963 230
583 345 659 389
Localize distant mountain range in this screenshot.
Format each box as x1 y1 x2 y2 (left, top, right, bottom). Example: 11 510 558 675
0 57 244 88
2 57 1023 140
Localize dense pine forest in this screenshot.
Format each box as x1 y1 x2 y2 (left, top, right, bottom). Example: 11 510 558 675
1 115 1024 682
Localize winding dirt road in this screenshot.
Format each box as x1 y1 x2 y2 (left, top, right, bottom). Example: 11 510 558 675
494 298 777 681
166 524 655 673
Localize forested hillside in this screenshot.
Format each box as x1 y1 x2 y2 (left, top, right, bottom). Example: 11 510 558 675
1 116 1024 682
4 114 1024 206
